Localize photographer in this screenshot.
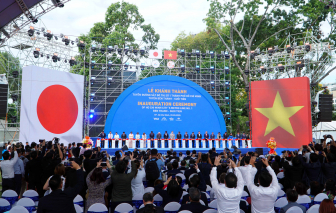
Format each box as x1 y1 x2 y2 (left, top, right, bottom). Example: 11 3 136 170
41 143 63 188
83 148 103 174
1 145 18 193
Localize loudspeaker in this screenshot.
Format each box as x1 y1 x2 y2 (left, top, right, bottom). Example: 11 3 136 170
318 94 333 122
0 84 8 118
255 148 264 155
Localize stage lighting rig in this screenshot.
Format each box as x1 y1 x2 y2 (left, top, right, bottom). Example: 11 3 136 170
140 47 145 56
28 26 35 37
210 51 214 58
225 81 230 89
202 53 206 59
277 64 284 71
12 71 19 78
296 61 304 69
217 52 222 59
52 0 65 7
225 112 231 119
180 64 185 72
100 47 106 54
77 40 85 50
90 77 96 85
90 93 95 101
195 50 200 58
91 60 96 69
225 66 230 74
187 52 192 58
117 47 122 55
305 43 311 52
268 47 274 56
33 48 40 58
107 46 113 53
91 44 96 52
180 49 185 57
196 65 200 73
224 51 230 59
210 66 215 73
107 77 113 85
64 36 70 45
85 62 89 68
89 109 94 118
69 57 76 66
286 45 292 53
107 61 113 69
244 70 249 75
133 48 138 56
52 53 59 62
140 63 145 71
260 66 266 74
45 30 53 40
124 62 129 70
11 94 18 102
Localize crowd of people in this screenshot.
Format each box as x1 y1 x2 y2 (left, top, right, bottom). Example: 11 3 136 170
0 137 336 213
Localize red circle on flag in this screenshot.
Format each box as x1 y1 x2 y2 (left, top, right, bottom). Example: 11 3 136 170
37 85 78 134
153 52 158 57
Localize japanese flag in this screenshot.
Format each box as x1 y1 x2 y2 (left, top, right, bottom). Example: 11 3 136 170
148 50 162 59
19 66 84 144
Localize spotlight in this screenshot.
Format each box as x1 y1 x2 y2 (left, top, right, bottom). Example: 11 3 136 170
133 49 138 56
91 60 96 69
225 66 230 74
140 63 145 71
47 54 50 59
52 0 64 7
202 53 206 59
107 61 112 69
225 81 230 89
90 77 96 85
140 47 145 55
11 94 18 102
225 99 230 104
71 41 74 45
124 46 129 54
33 48 40 58
52 53 58 62
89 109 94 119
64 36 70 45
28 26 35 37
260 66 266 74
85 62 89 68
286 45 292 53
305 43 310 52
196 65 200 73
46 30 53 40
268 47 273 56
225 112 231 119
180 64 185 72
187 52 192 58
211 81 215 90
224 51 230 59
244 70 249 75
210 66 214 73
277 64 284 71
107 46 113 53
245 86 249 92
195 50 200 58
69 57 76 66
117 47 122 55
91 44 96 52
107 77 113 85
32 19 38 24
90 93 95 101
55 36 58 40
180 49 185 57
77 40 85 50
64 59 67 63
210 51 214 58
100 47 106 54
124 62 129 70
40 53 43 57
12 71 19 78
296 61 304 69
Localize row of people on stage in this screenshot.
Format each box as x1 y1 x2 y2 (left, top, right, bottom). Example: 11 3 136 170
97 130 250 149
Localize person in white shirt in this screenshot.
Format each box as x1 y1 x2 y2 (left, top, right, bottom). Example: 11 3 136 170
114 132 120 148
135 132 141 148
210 156 244 213
1 147 18 193
131 159 146 198
142 133 147 148
108 131 113 148
129 132 134 148
246 156 280 213
237 156 258 186
210 172 226 201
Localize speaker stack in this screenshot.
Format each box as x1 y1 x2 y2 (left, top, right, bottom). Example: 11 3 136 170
0 84 8 118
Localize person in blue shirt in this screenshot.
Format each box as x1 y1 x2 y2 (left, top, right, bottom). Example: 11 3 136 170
227 133 235 147
145 149 165 187
1 143 7 160
13 149 25 195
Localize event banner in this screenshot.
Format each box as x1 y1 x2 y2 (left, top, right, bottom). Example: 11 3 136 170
19 66 84 144
251 77 312 148
105 75 226 137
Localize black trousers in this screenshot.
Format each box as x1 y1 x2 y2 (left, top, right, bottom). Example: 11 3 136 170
178 140 182 147
157 140 161 148
100 140 104 148
212 140 216 148
108 139 112 148
192 140 196 148
28 181 44 198
14 174 22 195
115 140 119 148
122 140 126 146
2 178 14 193
136 140 140 148
150 140 154 148
185 140 189 148
165 140 168 148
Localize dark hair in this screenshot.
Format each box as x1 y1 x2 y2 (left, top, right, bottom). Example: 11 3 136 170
181 160 186 166
212 147 216 151
259 172 273 187
167 179 180 198
295 182 307 195
30 151 38 159
271 162 280 175
134 160 140 179
201 154 208 162
115 151 121 159
173 151 177 157
2 151 9 160
167 163 172 171
143 192 154 202
192 150 196 154
176 176 182 185
327 153 335 163
225 173 237 188
286 189 298 202
189 159 195 165
219 172 226 184
189 174 200 188
49 175 62 191
54 164 65 176
64 168 77 188
310 181 322 196
90 168 106 185
315 144 323 151
186 150 190 155
84 150 92 158
115 160 127 173
310 153 319 163
172 160 178 169
292 157 301 167
319 199 336 213
325 179 336 196
151 149 158 155
189 187 201 202
244 156 251 165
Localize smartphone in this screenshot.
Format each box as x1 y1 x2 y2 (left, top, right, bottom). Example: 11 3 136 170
221 155 225 159
101 162 107 167
39 139 44 143
327 135 332 138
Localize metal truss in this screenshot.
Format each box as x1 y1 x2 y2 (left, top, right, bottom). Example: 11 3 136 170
87 48 232 136
0 24 81 142
0 0 71 45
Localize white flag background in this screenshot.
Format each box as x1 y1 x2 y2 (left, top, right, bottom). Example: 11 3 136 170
19 66 84 144
148 50 162 59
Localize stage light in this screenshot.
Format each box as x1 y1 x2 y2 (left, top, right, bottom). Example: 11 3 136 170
28 26 35 37
12 71 19 78
124 62 129 70
91 60 96 69
274 45 279 52
180 49 185 57
217 52 222 59
100 47 106 54
187 52 192 58
71 41 74 45
225 112 231 119
140 63 145 71
140 47 145 55
90 77 96 85
89 109 94 118
90 93 95 101
52 53 58 62
225 99 230 104
52 0 64 7
224 51 230 59
46 30 53 40
124 46 129 54
91 44 96 52
33 18 38 24
225 81 230 89
305 43 310 52
69 57 76 66
210 66 214 73
11 94 18 102
40 53 43 57
268 47 274 56
64 35 70 45
260 66 266 74
296 61 304 69
244 70 249 75
211 81 215 90
64 59 67 63
245 86 249 92
246 121 250 127
107 46 113 53
77 40 85 50
277 64 284 71
85 62 89 68
209 51 214 59
107 61 112 69
133 49 138 55
107 77 113 85
46 54 50 59
55 36 58 40
180 64 185 72
195 50 200 58
202 53 206 59
286 45 292 53
250 51 255 59
33 48 40 58
196 65 200 73
225 66 230 74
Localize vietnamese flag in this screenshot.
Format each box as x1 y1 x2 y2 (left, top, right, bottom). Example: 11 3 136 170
251 77 312 148
164 50 177 60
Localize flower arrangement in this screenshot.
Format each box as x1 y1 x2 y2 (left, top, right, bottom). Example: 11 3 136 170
266 137 277 155
82 136 93 148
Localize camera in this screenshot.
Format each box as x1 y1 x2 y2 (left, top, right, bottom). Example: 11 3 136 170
327 135 332 138
101 162 107 167
39 139 45 143
54 137 60 143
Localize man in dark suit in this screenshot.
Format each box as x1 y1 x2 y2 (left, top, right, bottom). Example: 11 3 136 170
149 131 155 148
37 161 84 213
236 132 241 148
98 131 106 148
190 132 196 148
184 132 189 148
298 146 321 185
210 132 216 148
280 190 306 213
204 131 209 148
25 142 30 152
156 132 162 148
177 131 182 148
197 131 202 148
163 131 169 148
223 132 228 139
136 192 164 213
179 187 212 213
121 132 127 146
166 160 183 176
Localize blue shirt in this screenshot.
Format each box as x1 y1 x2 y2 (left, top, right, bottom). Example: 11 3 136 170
14 157 25 175
145 158 165 179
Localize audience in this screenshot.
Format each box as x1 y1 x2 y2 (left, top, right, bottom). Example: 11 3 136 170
1 146 18 193
43 164 66 195
319 198 336 213
324 179 336 200
280 190 306 213
13 149 25 195
136 192 164 213
154 176 184 206
131 159 146 197
178 187 211 213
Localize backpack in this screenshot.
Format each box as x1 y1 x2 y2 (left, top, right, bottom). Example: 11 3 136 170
145 158 160 181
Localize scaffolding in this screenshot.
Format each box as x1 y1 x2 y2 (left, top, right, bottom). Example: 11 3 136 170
87 47 232 137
